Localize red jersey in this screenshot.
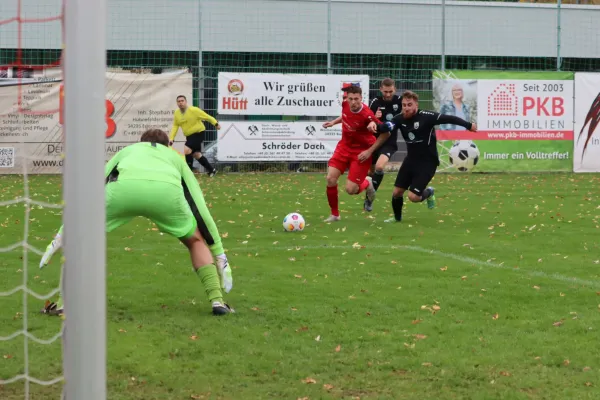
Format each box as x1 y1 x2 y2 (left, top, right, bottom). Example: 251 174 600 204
339 101 381 150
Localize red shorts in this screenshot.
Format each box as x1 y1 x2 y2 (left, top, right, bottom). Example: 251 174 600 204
328 145 372 185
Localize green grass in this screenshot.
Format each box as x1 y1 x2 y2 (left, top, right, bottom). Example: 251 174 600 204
1 172 600 400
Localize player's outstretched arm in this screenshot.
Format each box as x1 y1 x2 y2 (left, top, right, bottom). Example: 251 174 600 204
195 108 220 129
435 113 476 131
323 116 342 128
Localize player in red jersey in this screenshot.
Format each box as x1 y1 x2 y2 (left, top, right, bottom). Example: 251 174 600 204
321 85 391 222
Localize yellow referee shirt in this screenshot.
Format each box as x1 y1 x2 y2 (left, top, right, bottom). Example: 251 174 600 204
169 106 218 141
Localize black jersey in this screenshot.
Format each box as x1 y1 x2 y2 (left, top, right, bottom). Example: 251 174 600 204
369 95 402 144
378 109 473 165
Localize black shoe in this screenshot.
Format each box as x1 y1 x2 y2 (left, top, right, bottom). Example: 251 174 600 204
212 301 234 315
208 169 217 178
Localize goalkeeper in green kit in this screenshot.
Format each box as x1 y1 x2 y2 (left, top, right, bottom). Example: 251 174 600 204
39 129 234 316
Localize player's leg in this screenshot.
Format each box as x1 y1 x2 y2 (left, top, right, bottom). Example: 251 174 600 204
183 141 194 171
385 160 412 222
406 162 437 208
347 155 375 204
364 151 379 211
325 150 347 222
131 180 233 314
188 133 216 176
181 181 232 293
372 143 397 192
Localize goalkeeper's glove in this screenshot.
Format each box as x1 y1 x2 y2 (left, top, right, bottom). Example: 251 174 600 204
215 254 233 293
39 234 62 269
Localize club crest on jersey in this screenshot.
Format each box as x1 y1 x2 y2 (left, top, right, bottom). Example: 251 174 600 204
338 82 361 105
414 122 419 129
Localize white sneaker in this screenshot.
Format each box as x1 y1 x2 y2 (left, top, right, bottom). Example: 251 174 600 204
365 176 376 203
40 235 62 269
216 254 233 293
323 215 341 223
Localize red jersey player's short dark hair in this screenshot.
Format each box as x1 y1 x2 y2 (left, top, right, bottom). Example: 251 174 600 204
401 90 419 103
341 85 362 96
140 128 170 147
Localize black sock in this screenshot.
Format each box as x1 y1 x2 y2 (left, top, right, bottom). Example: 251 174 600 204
197 156 214 173
372 170 384 191
421 188 432 201
392 196 403 221
185 154 194 170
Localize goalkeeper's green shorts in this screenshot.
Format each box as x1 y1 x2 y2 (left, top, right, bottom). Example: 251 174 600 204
106 180 197 239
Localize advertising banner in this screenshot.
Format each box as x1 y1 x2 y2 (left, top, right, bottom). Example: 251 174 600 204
217 72 369 116
217 121 340 161
573 72 600 173
432 70 574 172
0 68 192 174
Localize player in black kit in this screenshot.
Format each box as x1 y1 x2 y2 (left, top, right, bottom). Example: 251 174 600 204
372 90 477 222
364 78 403 212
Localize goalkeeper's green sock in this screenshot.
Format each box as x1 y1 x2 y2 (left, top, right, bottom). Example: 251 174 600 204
196 265 223 303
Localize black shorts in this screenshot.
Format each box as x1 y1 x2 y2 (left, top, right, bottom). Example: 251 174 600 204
371 142 398 165
394 157 438 196
184 132 205 153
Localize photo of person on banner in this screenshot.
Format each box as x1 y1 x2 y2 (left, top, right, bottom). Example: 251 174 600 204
433 80 478 131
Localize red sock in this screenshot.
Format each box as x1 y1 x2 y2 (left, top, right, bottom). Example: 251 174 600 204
326 185 339 216
358 179 369 193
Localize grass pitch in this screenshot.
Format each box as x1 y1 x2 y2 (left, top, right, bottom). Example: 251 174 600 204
1 172 599 399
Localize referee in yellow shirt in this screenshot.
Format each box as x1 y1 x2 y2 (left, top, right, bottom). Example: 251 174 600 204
169 95 220 176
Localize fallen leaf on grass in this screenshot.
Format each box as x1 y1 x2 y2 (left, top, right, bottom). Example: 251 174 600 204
500 371 511 377
323 384 334 390
440 266 448 271
411 319 422 325
189 334 199 340
553 321 563 327
533 286 540 290
302 377 317 384
335 344 341 352
413 334 427 340
492 313 499 320
315 335 321 341
422 362 432 367
563 359 570 366
296 326 308 332
3 354 13 359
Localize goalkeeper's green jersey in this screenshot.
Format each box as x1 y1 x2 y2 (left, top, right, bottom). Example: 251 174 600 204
105 141 187 187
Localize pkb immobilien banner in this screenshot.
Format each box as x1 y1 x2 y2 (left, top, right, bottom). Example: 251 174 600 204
432 70 574 172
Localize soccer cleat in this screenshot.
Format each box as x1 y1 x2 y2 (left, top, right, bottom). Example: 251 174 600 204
212 301 235 316
323 215 341 223
216 254 233 293
364 197 373 212
426 187 436 209
208 169 218 178
40 300 63 316
365 176 376 204
384 217 401 223
40 235 62 269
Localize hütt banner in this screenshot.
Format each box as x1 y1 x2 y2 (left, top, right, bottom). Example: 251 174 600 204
432 70 574 173
217 72 370 116
0 68 192 174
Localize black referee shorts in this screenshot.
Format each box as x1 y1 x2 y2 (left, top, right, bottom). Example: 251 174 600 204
394 156 438 196
184 132 205 153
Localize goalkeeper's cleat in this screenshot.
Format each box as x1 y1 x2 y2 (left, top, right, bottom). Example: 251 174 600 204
39 235 62 269
365 176 376 204
323 215 341 223
212 301 234 316
426 187 436 209
40 300 63 316
216 254 233 293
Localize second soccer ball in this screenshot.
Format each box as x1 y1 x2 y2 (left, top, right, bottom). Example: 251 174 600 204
283 213 305 232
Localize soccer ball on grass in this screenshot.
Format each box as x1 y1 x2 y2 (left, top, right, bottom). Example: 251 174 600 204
283 212 305 232
448 140 480 172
